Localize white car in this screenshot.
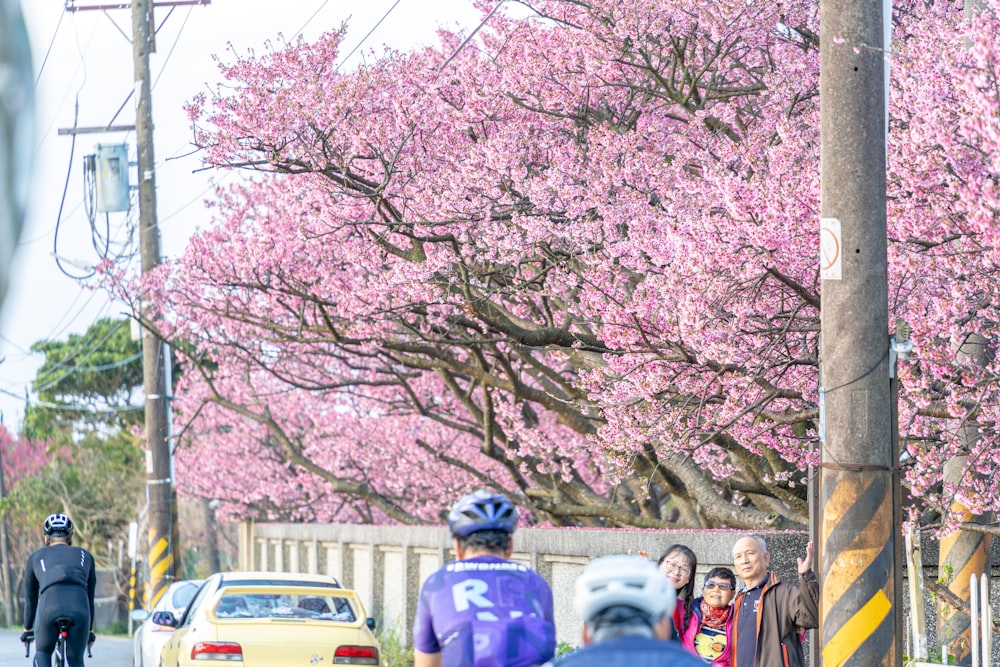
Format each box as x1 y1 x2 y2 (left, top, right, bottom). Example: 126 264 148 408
132 579 203 667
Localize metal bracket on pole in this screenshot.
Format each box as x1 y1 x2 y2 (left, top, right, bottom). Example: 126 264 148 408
890 319 913 379
65 1 210 10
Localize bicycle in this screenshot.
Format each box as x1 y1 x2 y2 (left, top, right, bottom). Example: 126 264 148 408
22 617 92 666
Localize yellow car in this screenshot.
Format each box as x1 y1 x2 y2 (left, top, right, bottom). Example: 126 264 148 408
154 571 380 666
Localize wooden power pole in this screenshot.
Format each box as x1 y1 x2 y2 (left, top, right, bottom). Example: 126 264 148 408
131 0 178 608
62 0 211 607
817 0 900 664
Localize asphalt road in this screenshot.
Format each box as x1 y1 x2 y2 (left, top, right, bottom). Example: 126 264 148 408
0 629 132 667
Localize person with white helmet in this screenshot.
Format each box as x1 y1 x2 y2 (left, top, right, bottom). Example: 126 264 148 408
413 489 556 667
553 554 707 666
21 514 97 667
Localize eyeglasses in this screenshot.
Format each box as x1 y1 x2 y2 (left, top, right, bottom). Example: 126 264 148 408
703 581 735 591
661 560 692 576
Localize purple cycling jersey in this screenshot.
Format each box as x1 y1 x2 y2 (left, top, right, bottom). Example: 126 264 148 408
413 555 556 667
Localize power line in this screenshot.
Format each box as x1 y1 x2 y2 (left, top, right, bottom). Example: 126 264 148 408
336 0 404 72
151 6 195 90
52 98 97 281
22 319 130 394
33 7 66 87
293 0 330 41
438 0 507 73
158 169 232 225
0 386 143 413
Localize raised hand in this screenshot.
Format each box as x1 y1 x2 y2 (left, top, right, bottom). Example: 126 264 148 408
797 541 814 574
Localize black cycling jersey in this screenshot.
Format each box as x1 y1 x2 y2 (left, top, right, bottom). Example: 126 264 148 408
23 544 96 667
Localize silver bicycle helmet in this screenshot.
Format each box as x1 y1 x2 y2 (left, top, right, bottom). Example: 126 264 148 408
43 513 74 536
447 489 519 537
574 554 676 622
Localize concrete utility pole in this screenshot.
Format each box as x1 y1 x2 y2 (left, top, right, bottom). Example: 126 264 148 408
934 7 991 661
818 0 899 664
132 0 178 608
937 333 992 661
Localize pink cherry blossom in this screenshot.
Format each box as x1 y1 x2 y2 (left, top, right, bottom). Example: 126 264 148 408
105 0 1000 531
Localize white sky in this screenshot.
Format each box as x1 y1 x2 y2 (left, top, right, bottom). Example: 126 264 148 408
0 0 484 430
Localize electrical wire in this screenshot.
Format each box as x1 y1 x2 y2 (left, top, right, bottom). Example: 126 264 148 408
158 167 234 226
3 7 173 426
152 6 193 91
0 386 143 413
35 352 142 374
52 98 97 280
438 0 508 73
32 319 130 393
293 0 330 41
33 7 66 87
336 0 404 72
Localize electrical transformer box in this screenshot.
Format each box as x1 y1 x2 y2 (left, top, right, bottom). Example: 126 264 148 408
96 142 131 212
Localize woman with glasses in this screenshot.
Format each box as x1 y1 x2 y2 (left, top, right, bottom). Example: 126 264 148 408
678 567 737 666
656 544 698 641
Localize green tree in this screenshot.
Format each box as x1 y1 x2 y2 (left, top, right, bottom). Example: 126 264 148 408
9 317 146 558
23 317 144 441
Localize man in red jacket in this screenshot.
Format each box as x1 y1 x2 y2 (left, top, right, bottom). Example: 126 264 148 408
730 536 818 667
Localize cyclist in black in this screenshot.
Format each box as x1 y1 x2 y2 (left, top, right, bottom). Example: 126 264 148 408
21 514 97 667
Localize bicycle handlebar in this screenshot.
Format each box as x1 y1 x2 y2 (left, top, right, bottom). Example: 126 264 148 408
21 637 91 659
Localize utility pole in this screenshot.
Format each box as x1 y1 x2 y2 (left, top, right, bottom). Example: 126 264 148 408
132 0 177 608
934 7 991 661
937 333 991 660
818 0 899 665
62 0 210 609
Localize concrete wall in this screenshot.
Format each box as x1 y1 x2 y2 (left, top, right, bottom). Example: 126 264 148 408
95 566 122 630
237 522 1000 662
237 523 811 646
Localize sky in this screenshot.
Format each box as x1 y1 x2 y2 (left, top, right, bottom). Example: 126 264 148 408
0 0 485 430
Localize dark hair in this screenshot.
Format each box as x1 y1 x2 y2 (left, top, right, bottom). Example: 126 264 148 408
703 567 736 588
588 605 655 634
658 544 697 631
457 528 512 554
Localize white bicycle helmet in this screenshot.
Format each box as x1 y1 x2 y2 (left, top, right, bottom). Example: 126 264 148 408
43 513 74 536
574 554 676 622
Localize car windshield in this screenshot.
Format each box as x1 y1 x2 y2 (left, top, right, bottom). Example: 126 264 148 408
171 582 199 609
214 592 357 622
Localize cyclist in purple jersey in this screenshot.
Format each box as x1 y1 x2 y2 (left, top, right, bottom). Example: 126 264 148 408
413 490 556 667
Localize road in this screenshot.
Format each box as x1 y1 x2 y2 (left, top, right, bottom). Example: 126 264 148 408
0 629 132 666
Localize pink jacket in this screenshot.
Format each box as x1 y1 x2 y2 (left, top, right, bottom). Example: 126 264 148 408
678 598 733 667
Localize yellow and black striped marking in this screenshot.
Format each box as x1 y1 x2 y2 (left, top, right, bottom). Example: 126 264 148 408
147 531 173 609
821 470 896 667
937 509 990 659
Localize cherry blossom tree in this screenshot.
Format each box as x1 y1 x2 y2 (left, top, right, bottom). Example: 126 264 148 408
129 0 1000 530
